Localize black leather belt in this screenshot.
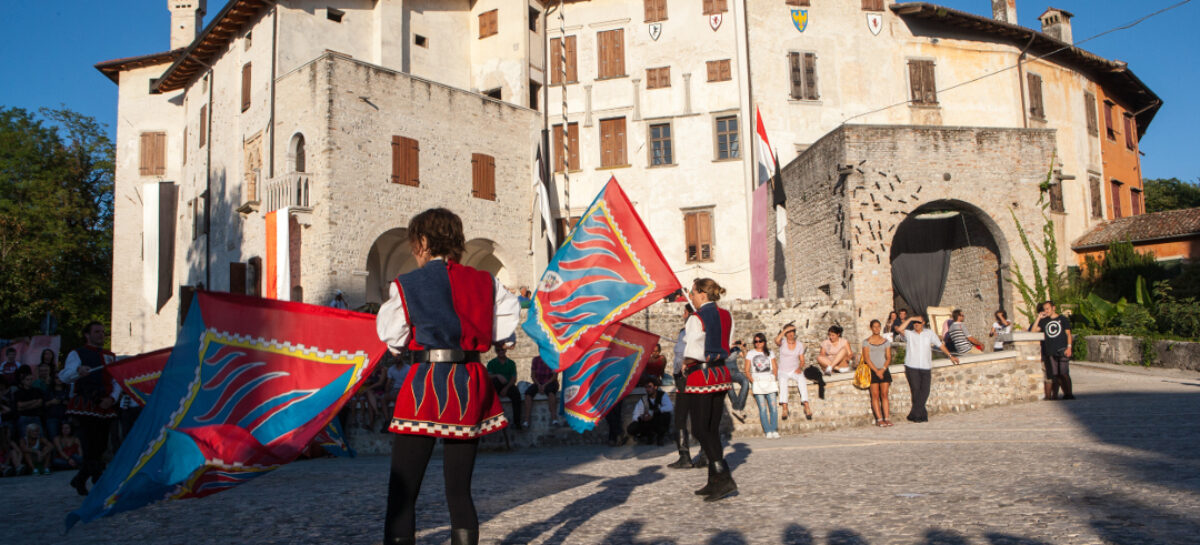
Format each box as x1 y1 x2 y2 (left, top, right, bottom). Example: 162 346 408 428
411 349 481 363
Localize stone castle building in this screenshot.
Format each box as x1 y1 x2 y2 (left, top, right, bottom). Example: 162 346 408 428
99 0 1159 353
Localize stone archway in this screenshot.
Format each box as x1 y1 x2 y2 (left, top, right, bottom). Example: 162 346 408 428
365 228 417 304
462 238 509 285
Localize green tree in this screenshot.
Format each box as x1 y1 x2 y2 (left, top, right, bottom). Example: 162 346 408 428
1143 177 1200 213
0 106 113 350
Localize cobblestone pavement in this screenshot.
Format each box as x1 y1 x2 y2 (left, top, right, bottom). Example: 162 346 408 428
4 363 1199 545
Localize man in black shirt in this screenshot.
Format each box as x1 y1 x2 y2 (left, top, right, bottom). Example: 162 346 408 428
1031 301 1074 400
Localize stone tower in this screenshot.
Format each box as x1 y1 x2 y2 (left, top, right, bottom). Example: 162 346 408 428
169 1 207 50
991 0 1017 24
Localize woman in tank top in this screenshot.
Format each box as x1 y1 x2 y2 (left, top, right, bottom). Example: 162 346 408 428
861 319 893 427
774 324 812 421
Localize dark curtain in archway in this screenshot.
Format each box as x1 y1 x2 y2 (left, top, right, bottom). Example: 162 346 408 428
891 216 955 319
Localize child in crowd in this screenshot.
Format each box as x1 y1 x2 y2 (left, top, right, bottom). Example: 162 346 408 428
53 420 83 471
19 422 53 475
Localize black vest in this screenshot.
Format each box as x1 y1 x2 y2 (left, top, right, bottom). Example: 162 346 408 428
73 346 108 401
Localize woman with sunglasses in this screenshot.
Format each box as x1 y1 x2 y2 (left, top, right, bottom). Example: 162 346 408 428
745 334 780 438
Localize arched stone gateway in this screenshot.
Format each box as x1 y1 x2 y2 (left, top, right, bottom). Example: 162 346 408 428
890 200 1009 342
364 233 510 304
462 238 510 286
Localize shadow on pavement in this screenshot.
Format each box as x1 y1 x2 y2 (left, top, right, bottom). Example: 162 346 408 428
497 466 665 544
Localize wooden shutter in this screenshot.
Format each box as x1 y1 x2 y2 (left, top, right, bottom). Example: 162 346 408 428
390 136 419 186
479 10 498 38
1089 176 1102 219
803 53 818 100
565 36 577 82
1027 73 1044 118
183 129 187 165
600 118 626 167
647 67 670 89
685 212 699 261
598 30 624 79
241 62 252 112
1110 180 1123 219
550 38 563 85
553 125 566 172
229 262 247 295
908 61 922 103
567 123 579 170
139 132 166 176
789 53 803 99
1084 91 1098 135
644 0 667 22
698 211 713 261
703 0 727 15
1104 101 1114 138
471 153 496 200
391 136 402 184
862 0 884 11
706 60 730 82
786 0 811 5
199 105 207 147
909 60 936 104
720 60 731 81
1124 115 1136 149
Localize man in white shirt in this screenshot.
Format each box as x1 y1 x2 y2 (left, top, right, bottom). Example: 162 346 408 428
894 316 958 423
627 378 673 445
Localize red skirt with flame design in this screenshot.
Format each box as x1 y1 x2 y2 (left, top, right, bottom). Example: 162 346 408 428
388 361 508 439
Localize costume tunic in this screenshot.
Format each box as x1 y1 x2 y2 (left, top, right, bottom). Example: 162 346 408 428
376 259 520 439
59 345 119 419
681 302 734 394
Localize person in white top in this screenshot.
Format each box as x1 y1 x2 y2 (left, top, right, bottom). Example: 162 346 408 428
894 316 958 423
989 309 1012 351
745 333 780 438
773 324 812 421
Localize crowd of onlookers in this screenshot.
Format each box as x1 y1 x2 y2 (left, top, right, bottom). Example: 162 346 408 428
0 348 83 477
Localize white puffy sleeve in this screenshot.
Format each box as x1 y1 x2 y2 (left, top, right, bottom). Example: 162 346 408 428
59 350 83 384
376 281 411 353
493 277 520 344
683 315 706 361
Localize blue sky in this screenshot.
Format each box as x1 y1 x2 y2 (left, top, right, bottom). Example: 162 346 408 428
1 0 1195 180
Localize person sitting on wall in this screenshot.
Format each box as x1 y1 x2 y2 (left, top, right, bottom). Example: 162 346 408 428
945 310 983 356
817 325 853 375
521 355 559 429
487 345 523 430
627 377 672 446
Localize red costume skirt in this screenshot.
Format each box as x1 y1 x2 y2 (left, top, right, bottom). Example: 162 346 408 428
682 363 733 394
388 362 507 439
66 396 117 419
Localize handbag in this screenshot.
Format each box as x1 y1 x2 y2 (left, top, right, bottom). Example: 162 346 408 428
751 373 778 395
853 356 872 390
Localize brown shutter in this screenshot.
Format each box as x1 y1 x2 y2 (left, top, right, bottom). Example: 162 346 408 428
550 38 563 85
229 262 247 295
615 118 627 166
613 29 625 77
924 61 937 103
553 124 565 172
391 136 402 184
568 123 580 170
199 105 207 147
471 153 496 200
862 0 884 11
908 61 922 103
803 53 818 100
241 62 252 112
1124 115 1136 149
598 32 608 78
406 137 420 186
789 53 802 99
645 0 667 22
698 211 713 261
153 132 166 175
707 60 717 82
704 0 727 14
139 133 152 175
1028 73 1044 118
1089 176 1102 219
183 129 187 165
486 155 496 199
600 119 612 166
1084 91 1098 135
140 132 166 176
1104 101 1114 137
566 36 577 82
685 212 698 261
720 60 731 81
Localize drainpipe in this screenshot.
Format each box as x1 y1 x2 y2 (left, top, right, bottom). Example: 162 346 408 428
1016 31 1036 129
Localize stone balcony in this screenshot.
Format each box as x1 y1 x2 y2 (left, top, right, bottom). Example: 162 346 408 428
262 171 311 211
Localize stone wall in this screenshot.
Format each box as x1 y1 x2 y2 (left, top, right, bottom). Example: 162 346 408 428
1084 335 1200 372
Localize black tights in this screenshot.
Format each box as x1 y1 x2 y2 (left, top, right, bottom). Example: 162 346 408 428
384 434 480 542
75 415 112 483
688 391 726 464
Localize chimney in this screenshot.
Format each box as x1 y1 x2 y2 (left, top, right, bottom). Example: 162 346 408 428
991 0 1018 24
1039 7 1075 44
169 1 207 50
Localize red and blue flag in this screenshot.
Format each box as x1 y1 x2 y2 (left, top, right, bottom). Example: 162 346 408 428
561 323 658 432
66 292 385 528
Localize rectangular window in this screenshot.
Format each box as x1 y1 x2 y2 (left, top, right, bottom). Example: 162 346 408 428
646 66 670 89
391 136 420 187
326 8 344 23
1124 114 1137 150
241 62 252 112
599 117 628 168
714 115 740 160
183 129 187 165
1084 91 1098 136
1089 175 1103 219
649 123 673 166
706 59 732 82
553 122 580 172
789 52 819 100
529 7 539 32
908 60 937 105
139 132 166 176
684 210 714 263
1027 73 1044 119
786 0 811 6
1111 180 1123 219
199 105 207 147
644 0 667 22
703 0 727 15
229 262 247 295
479 9 498 39
1130 188 1143 216
862 0 885 11
529 80 541 110
597 29 625 79
1104 101 1115 140
1049 179 1064 213
550 36 578 85
471 153 496 200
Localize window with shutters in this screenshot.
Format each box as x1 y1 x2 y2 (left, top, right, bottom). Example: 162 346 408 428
1089 175 1103 219
861 0 884 11
599 117 628 168
183 129 187 165
644 0 667 22
684 209 714 263
229 262 247 295
1104 100 1115 140
1130 188 1143 216
646 66 670 89
1110 180 1123 219
1049 179 1064 213
908 60 937 106
1027 73 1044 119
703 0 727 15
139 132 166 177
390 136 419 187
597 29 625 79
706 59 732 82
550 36 578 85
788 52 819 100
786 0 811 6
553 123 580 172
1084 91 1098 136
471 153 496 200
479 9 498 38
241 62 252 112
199 105 207 147
649 122 673 166
714 115 739 160
1124 114 1137 150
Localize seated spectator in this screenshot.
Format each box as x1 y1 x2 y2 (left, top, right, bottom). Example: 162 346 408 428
19 422 53 475
43 375 69 440
817 325 853 375
884 311 898 342
725 340 750 423
12 369 45 439
989 310 1013 352
522 356 560 429
626 377 672 445
642 344 667 384
946 310 983 356
52 420 83 471
891 309 913 342
1 347 21 387
0 430 22 477
487 345 523 430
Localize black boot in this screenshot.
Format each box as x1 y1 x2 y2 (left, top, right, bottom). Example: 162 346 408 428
450 528 479 545
704 460 738 502
667 428 693 469
70 470 89 496
384 538 415 545
694 462 716 496
692 451 708 468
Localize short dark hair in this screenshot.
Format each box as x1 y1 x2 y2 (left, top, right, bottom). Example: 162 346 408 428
869 319 881 327
1041 300 1055 311
81 321 104 337
642 376 661 387
408 208 465 262
828 325 843 336
951 309 964 321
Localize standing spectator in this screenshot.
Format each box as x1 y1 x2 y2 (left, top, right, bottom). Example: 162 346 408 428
745 333 780 439
945 310 983 356
861 320 893 427
626 377 672 445
383 351 410 401
642 344 667 384
884 311 898 342
328 289 349 309
818 325 853 375
487 345 523 430
34 361 54 393
521 356 559 428
59 322 120 496
892 309 912 339
40 349 58 370
12 368 45 439
43 375 69 441
989 310 1012 352
1031 301 1074 400
774 324 812 421
894 316 958 422
52 420 83 471
725 340 750 423
19 422 53 475
667 306 701 469
1 348 21 387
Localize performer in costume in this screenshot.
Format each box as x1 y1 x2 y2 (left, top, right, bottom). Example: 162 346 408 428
376 208 520 545
667 306 703 469
681 278 738 501
58 322 119 496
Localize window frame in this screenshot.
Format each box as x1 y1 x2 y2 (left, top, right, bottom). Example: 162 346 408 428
907 59 938 106
713 114 740 161
684 208 715 263
788 51 819 101
550 35 579 85
646 66 671 89
599 117 629 168
597 29 626 80
553 122 580 173
647 121 675 167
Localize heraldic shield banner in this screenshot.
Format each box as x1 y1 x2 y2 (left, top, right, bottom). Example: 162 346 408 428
522 176 680 373
561 322 659 432
67 292 386 529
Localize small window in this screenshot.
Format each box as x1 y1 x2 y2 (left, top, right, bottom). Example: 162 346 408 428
1084 91 1098 136
597 29 625 79
706 59 732 82
327 8 344 23
1110 180 1123 219
484 88 502 100
292 133 306 173
1027 73 1044 119
229 262 247 295
529 80 541 111
1130 188 1143 215
479 9 498 39
241 62 252 112
1104 100 1115 140
649 123 673 166
391 136 420 187
646 66 670 89
529 7 539 32
789 52 819 100
908 60 937 105
414 34 427 48
714 115 739 160
703 0 727 15
861 0 884 11
471 153 496 200
1049 179 1064 213
553 123 580 172
244 31 252 50
1089 175 1103 219
645 0 667 22
599 117 628 168
1124 114 1137 150
684 209 714 263
550 36 578 85
199 105 207 147
139 132 166 176
786 0 811 5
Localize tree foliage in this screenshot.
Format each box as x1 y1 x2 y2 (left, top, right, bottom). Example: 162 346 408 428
0 106 113 349
1083 240 1168 302
1143 177 1200 214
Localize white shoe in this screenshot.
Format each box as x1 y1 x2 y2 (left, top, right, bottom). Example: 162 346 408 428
773 432 781 439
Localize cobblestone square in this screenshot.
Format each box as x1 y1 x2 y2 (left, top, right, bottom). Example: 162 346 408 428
3 364 1198 544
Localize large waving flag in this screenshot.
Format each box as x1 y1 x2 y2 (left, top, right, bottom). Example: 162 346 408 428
561 323 658 433
522 176 680 372
67 291 385 528
750 106 778 299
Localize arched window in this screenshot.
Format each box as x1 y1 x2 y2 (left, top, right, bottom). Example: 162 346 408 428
290 133 306 173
